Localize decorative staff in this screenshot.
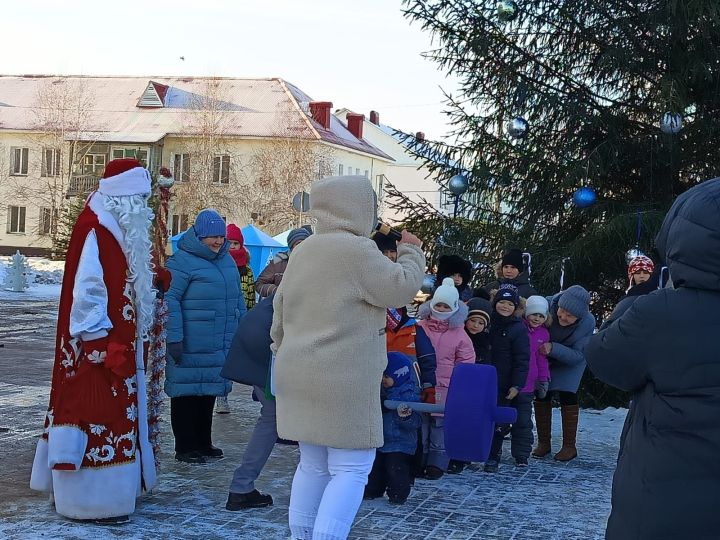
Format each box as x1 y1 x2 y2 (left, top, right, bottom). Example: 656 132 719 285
147 166 174 470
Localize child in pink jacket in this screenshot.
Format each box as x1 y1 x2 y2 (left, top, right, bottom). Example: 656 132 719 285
417 277 476 480
523 296 551 399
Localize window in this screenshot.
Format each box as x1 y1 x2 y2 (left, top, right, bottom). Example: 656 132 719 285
43 148 62 177
213 155 230 184
82 153 106 175
112 148 149 166
355 168 360 175
11 147 29 175
39 207 58 236
171 214 189 236
7 206 26 233
173 154 190 182
338 164 344 175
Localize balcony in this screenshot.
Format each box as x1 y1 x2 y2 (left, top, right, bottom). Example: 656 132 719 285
67 175 100 197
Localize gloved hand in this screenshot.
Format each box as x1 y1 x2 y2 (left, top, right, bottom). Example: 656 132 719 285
534 380 549 400
167 342 183 364
421 386 436 404
153 266 172 293
397 404 413 418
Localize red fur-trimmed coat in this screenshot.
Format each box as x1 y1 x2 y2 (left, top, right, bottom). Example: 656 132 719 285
30 193 155 519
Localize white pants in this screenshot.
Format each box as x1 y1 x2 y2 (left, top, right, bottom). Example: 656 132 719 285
289 442 376 540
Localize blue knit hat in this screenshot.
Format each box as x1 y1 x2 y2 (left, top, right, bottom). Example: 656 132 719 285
494 283 520 307
558 285 590 318
385 352 415 387
194 209 226 239
287 227 311 250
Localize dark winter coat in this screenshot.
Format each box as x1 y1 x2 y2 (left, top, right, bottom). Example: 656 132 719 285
487 312 530 395
545 293 595 393
483 271 538 300
600 267 664 331
221 294 274 389
165 227 246 397
380 378 422 455
586 178 720 540
255 251 289 298
467 330 491 364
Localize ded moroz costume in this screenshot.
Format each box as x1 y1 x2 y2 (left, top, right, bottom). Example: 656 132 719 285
30 158 160 522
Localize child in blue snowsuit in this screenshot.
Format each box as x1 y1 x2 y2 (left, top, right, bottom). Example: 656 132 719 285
365 352 422 505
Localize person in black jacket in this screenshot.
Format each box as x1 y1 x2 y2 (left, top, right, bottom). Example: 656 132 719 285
435 254 473 302
220 295 276 511
465 295 492 363
586 178 720 540
484 284 531 472
482 248 538 300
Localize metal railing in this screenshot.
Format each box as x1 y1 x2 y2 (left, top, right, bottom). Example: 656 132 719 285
67 175 100 197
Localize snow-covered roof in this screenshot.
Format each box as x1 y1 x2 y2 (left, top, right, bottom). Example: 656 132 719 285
375 123 460 170
0 75 392 160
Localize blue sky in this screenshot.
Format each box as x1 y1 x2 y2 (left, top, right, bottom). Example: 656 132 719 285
1 0 458 139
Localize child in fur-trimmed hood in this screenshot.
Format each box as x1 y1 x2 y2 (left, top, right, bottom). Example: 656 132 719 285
416 278 476 479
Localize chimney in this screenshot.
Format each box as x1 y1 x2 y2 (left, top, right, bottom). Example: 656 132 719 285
369 110 380 125
347 113 365 139
416 131 425 142
309 101 333 130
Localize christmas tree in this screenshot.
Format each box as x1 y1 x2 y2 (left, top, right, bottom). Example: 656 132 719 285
3 251 32 292
395 1 720 406
396 0 720 304
53 195 87 260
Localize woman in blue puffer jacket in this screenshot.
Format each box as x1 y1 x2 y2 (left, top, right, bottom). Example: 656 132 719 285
165 208 246 464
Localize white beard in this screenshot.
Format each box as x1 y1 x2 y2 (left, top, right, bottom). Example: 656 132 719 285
103 194 156 340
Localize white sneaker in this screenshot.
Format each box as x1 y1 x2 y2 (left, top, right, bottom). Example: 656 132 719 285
216 396 230 414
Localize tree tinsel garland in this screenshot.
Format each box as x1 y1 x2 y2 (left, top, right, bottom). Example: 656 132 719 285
147 168 173 470
147 297 168 468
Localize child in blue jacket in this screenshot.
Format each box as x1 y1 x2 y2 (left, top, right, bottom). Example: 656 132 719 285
364 352 422 505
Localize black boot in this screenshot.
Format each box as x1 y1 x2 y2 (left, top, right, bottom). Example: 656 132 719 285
175 451 206 464
199 445 223 458
226 490 274 510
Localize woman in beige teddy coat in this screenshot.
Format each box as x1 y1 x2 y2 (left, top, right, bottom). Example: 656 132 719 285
271 175 425 540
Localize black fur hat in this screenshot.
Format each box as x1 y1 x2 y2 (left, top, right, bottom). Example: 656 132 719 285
436 254 472 287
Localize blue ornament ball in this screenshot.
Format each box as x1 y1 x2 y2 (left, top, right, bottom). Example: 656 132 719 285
573 187 597 208
448 174 469 196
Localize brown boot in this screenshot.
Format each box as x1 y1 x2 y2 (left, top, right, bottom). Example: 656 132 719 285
554 404 579 462
531 400 552 458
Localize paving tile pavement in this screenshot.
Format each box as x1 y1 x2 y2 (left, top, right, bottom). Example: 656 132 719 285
0 297 623 539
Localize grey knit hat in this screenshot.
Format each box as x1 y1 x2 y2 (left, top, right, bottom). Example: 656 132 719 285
287 227 311 250
558 285 591 318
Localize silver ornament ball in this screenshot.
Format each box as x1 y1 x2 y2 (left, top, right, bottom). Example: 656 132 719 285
497 1 518 22
625 247 646 265
660 112 682 134
507 117 529 138
448 174 470 196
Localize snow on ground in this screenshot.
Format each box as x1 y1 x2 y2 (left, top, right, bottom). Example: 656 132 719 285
0 256 63 299
0 295 627 540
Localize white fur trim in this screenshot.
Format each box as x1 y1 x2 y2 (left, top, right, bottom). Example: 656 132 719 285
87 192 126 251
30 438 53 492
47 426 88 470
134 339 156 490
52 459 140 519
98 167 151 197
